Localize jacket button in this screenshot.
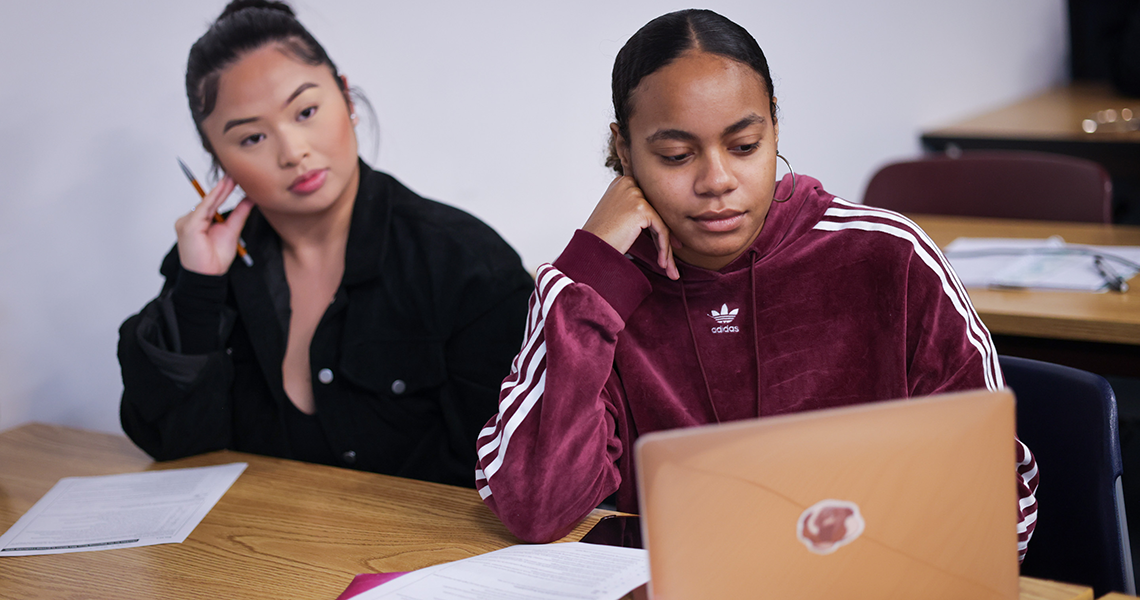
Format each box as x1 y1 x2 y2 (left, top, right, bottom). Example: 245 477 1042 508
225 347 233 355
317 368 334 384
342 450 357 465
391 379 406 395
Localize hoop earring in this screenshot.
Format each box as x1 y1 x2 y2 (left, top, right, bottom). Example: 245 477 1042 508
772 153 796 203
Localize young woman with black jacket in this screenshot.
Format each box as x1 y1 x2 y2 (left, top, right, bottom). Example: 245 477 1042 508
118 0 532 487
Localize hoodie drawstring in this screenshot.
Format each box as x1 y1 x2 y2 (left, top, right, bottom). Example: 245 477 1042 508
750 249 762 417
680 276 722 423
680 250 765 423
671 176 807 423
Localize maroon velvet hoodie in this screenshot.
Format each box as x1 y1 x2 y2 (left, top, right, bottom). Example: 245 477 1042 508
475 174 1038 560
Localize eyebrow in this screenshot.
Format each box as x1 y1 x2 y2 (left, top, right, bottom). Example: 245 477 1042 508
284 82 318 106
723 113 766 136
222 82 320 133
645 113 767 144
223 116 259 134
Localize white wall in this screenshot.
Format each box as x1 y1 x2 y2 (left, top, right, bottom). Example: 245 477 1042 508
0 0 1067 434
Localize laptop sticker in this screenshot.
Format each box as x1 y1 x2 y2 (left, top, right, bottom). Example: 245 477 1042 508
797 499 865 555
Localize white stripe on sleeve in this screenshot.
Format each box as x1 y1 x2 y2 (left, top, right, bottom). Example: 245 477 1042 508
813 208 1002 391
825 200 1004 388
475 264 576 496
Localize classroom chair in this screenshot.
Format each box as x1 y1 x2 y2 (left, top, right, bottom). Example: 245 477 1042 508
1001 355 1136 596
862 151 1112 223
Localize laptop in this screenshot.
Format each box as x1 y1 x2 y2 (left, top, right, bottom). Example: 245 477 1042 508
634 389 1019 599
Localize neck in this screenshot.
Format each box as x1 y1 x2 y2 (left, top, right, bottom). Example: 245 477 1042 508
261 165 360 262
675 247 742 272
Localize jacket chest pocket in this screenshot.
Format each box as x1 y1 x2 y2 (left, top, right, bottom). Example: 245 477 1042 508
338 339 447 399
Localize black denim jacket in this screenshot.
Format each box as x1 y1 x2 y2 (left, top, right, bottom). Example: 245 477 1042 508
118 161 532 487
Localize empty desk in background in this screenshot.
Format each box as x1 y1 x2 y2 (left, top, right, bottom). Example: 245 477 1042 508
0 423 1097 599
911 214 1140 376
920 83 1140 178
919 83 1140 222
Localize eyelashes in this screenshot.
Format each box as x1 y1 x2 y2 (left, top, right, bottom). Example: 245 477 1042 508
656 142 761 164
233 105 320 148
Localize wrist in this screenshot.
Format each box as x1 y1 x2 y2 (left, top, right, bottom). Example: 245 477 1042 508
553 230 651 320
177 253 229 277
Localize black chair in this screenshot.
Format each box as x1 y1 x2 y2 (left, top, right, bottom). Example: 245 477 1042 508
1001 355 1136 595
863 151 1113 223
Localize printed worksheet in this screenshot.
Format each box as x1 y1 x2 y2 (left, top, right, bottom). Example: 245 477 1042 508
353 542 649 600
944 236 1140 291
0 462 246 556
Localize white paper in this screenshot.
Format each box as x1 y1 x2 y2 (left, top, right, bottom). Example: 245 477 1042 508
0 462 246 556
943 237 1140 291
354 542 649 600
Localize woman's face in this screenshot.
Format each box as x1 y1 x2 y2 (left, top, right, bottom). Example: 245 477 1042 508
202 44 359 218
616 50 778 271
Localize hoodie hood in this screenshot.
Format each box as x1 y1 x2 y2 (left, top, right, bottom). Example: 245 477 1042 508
627 173 831 281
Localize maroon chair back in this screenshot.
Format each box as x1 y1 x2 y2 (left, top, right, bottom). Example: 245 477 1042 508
862 151 1113 223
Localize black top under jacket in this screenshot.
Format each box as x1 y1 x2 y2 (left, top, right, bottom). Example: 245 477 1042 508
118 160 533 487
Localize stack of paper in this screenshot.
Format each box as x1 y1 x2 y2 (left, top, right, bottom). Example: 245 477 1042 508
943 237 1140 291
349 542 649 600
0 463 246 556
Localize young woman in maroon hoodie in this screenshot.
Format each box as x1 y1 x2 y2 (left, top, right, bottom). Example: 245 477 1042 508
474 9 1038 559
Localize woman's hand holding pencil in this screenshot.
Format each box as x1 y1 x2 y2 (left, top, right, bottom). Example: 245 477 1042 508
175 173 255 276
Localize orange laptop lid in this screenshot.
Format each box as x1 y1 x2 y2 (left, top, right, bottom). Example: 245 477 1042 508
634 389 1019 600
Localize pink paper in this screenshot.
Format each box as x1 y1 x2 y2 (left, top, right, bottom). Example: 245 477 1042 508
335 572 407 599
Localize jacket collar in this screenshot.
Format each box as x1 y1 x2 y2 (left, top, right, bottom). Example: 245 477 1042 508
341 159 391 286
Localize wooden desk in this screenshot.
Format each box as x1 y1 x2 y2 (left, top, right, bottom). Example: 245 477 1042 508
910 214 1140 376
921 83 1140 177
0 423 1093 600
923 83 1140 144
0 423 607 598
920 83 1140 223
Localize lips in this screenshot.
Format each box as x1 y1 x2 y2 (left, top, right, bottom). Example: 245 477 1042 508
690 210 745 232
289 169 328 194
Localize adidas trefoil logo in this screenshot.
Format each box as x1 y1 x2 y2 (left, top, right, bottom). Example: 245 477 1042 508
708 304 740 333
709 304 739 324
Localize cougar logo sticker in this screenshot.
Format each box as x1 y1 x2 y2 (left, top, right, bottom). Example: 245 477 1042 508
797 499 865 555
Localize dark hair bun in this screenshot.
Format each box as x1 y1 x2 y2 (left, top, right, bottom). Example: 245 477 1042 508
217 0 295 23
188 0 344 163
